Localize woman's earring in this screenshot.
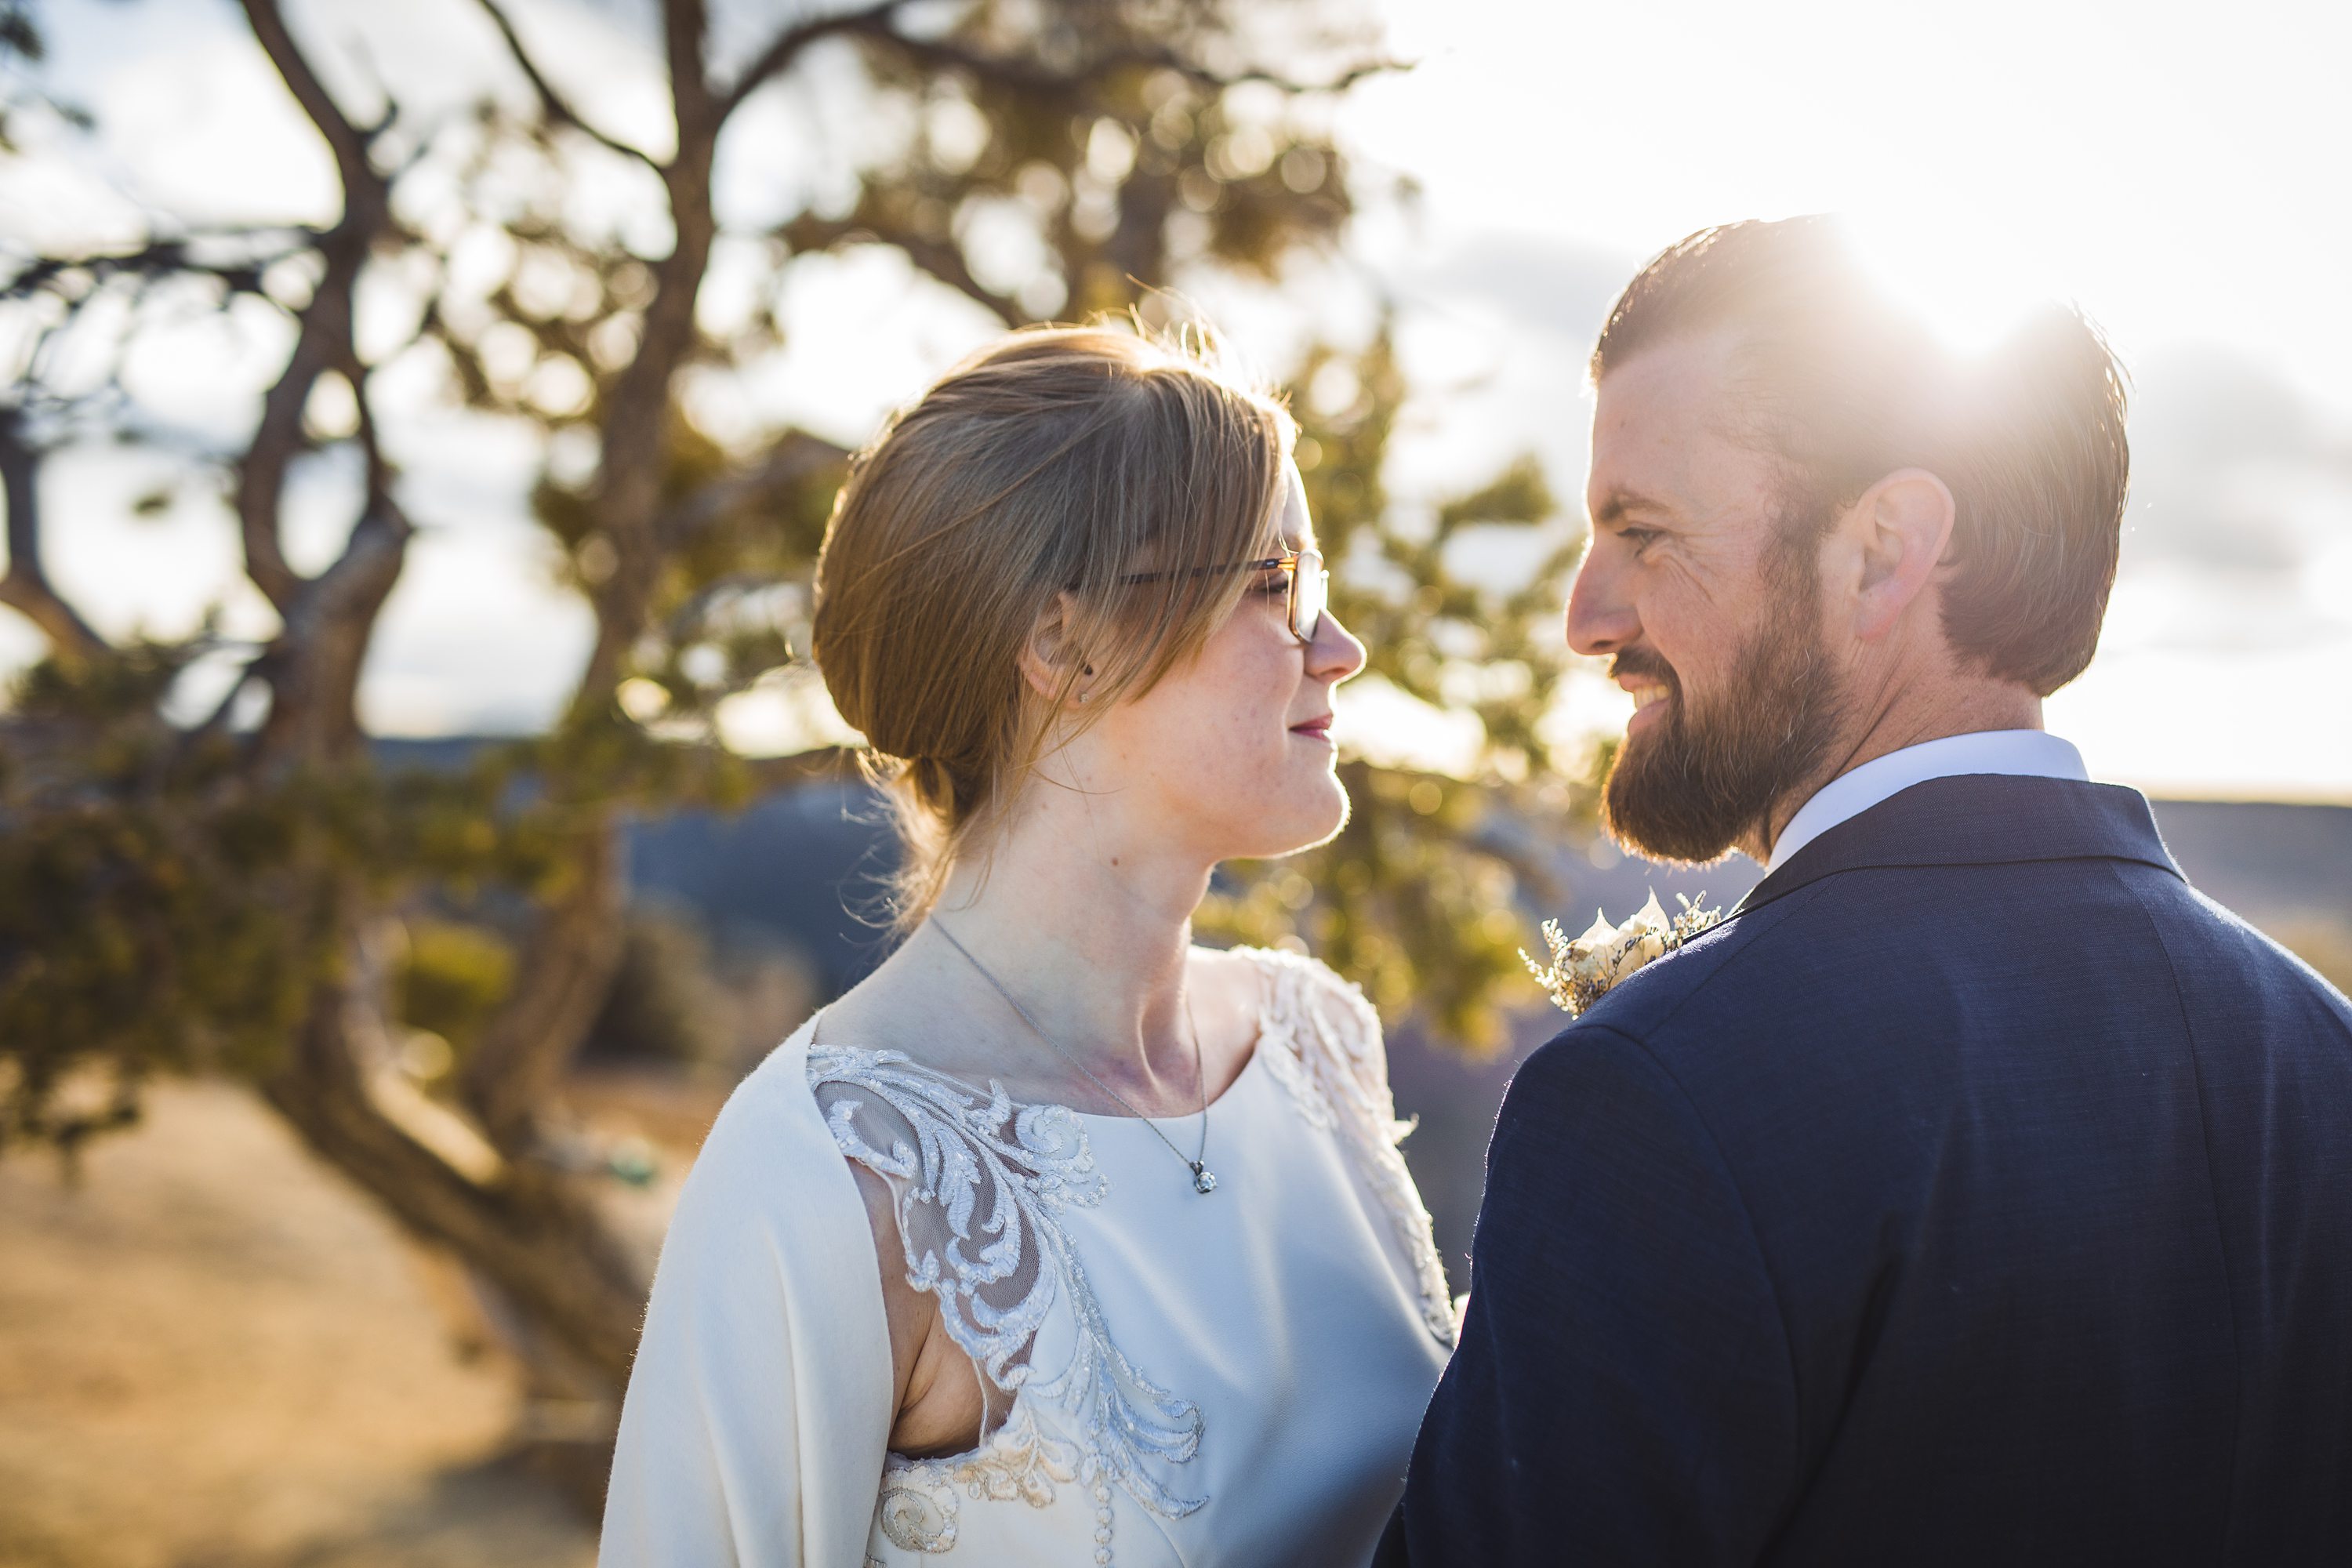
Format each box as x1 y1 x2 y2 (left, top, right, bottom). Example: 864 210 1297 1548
1078 689 1091 704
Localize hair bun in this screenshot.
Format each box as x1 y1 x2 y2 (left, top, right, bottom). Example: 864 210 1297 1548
810 323 1293 931
906 754 960 817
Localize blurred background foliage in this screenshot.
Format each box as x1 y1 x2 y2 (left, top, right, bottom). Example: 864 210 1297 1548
1197 325 1585 1047
0 0 1591 1501
5 2 2349 1551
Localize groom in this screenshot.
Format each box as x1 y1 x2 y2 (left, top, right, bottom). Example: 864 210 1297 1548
1378 217 2352 1564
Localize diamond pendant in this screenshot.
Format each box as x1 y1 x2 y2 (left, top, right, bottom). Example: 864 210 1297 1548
1189 1162 1218 1195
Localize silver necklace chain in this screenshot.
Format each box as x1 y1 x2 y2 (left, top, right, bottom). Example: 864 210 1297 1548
931 920 1218 1196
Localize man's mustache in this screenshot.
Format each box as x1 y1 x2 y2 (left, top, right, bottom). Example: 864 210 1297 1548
1609 651 1679 692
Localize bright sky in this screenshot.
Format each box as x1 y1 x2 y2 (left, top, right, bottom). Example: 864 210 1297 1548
1336 0 2352 800
5 0 2350 800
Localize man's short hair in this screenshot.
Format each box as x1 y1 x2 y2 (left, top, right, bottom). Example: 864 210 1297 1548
1592 216 2129 697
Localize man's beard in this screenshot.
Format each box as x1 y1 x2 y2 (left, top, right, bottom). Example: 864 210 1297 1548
1600 527 1845 866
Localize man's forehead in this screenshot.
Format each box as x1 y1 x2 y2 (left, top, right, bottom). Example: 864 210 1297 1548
1592 332 1746 441
1587 332 1769 511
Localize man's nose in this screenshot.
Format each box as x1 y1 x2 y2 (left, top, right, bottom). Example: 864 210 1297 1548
1565 543 1639 659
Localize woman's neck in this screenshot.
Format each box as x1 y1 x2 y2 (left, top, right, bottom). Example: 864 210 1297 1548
916 793 1216 1099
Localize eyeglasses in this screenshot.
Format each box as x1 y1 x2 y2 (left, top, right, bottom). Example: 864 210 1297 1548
1118 548 1329 644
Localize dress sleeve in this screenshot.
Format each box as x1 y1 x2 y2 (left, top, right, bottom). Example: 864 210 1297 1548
599 1037 896 1568
1290 953 1409 1134
1262 949 1410 1138
1255 949 1457 1344
1384 1022 1798 1566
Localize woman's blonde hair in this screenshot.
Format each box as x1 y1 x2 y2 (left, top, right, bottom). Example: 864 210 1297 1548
811 325 1296 929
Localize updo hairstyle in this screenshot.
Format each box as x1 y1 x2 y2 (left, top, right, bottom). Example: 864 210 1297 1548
811 325 1295 928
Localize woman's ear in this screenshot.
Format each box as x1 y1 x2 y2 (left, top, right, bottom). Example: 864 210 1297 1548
1017 590 1091 702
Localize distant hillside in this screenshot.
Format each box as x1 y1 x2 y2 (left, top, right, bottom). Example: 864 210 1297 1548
373 741 2351 949
593 777 2352 1010
373 742 892 998
625 777 896 999
644 779 2352 1292
591 775 2352 1292
2143 798 2352 924
376 742 2351 1291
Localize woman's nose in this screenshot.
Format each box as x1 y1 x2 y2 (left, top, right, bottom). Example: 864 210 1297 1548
1307 605 1367 683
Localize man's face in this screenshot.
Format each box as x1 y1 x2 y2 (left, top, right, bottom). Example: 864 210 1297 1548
1570 332 1845 863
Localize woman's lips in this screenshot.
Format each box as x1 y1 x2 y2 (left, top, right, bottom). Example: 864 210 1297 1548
1290 715 1334 743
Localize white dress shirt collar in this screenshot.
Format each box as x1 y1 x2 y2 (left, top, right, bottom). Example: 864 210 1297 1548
1766 730 2089 873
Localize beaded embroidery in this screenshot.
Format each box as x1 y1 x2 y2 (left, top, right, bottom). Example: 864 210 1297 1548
813 949 1454 1563
812 1045 1203 1563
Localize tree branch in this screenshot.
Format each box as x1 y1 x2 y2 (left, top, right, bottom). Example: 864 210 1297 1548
252 362 414 769
239 0 385 209
471 0 663 169
457 821 627 1154
724 2 1395 123
858 22 1400 102
557 0 724 717
263 947 647 1386
780 212 1021 325
665 0 715 147
655 429 851 546
445 0 752 1171
237 0 394 616
717 0 913 119
188 652 267 739
0 408 104 662
0 230 312 303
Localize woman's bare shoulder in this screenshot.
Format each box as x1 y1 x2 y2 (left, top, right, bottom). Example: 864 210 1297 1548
810 943 1024 1083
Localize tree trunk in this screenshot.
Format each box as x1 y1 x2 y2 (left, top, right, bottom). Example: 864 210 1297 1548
261 909 651 1509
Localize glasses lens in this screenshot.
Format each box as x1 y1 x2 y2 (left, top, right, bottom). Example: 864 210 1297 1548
1290 552 1327 641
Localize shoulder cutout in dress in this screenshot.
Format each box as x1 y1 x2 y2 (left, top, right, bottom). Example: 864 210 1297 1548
809 1044 1203 1563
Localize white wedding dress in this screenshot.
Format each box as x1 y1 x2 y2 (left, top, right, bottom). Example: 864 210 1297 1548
601 946 1454 1568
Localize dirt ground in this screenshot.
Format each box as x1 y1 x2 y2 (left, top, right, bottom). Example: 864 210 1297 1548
0 1080 598 1568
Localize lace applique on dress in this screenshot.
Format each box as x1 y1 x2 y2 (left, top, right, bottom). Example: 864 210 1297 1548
1244 951 1459 1345
811 1045 1205 1563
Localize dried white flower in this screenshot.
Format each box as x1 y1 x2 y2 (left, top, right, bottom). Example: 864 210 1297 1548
1521 890 1723 1017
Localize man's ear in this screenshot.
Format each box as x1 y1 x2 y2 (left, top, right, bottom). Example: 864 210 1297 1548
1846 467 1957 643
1017 590 1091 702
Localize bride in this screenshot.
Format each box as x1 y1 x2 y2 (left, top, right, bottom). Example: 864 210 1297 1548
601 326 1454 1567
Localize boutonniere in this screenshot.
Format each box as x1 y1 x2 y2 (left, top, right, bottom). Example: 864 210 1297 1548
1522 890 1723 1018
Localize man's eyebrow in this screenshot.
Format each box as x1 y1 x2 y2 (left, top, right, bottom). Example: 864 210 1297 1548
1591 487 1668 528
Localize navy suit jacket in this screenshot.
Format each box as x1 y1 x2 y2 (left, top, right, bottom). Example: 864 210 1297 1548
1380 775 2352 1565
